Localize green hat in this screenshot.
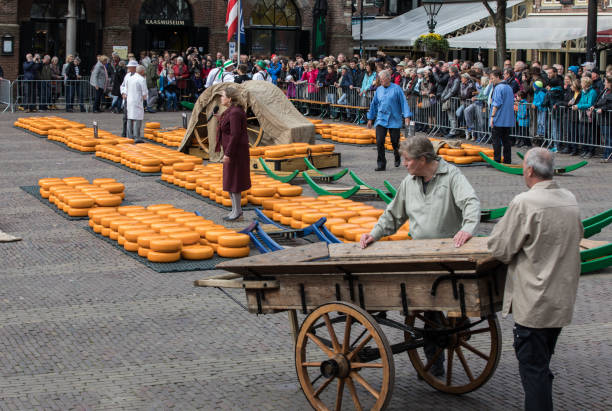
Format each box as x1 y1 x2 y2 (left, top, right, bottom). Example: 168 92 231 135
217 60 236 80
256 60 267 69
215 59 223 67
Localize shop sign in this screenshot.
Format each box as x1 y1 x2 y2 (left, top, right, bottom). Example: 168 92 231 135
144 19 186 26
113 46 128 60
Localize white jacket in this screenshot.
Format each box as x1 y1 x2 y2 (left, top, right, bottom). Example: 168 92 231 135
120 72 148 120
253 70 272 82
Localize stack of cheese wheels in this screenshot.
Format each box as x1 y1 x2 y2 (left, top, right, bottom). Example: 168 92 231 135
249 143 335 160
38 177 125 217
310 121 376 145
143 122 161 141
14 116 86 136
96 142 202 173
47 128 131 152
85 203 256 263
151 128 186 147
433 140 491 165
160 162 304 207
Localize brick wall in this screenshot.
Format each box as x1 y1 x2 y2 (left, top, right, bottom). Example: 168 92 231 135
0 0 18 79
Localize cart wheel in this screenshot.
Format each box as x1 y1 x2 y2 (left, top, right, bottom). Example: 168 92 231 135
405 311 501 394
295 302 395 410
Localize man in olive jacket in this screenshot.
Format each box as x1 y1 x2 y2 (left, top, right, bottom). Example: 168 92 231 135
145 56 159 113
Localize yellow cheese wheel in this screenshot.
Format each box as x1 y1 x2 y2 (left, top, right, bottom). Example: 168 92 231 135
123 240 140 252
124 229 157 243
217 245 250 258
147 250 181 263
359 209 384 218
277 185 302 197
387 231 411 241
92 212 122 225
173 162 195 171
160 226 192 236
205 229 236 243
181 245 214 260
348 216 378 225
453 156 473 164
251 187 276 197
92 178 116 186
117 224 149 236
101 227 111 237
149 238 183 253
330 223 360 238
67 207 90 217
147 204 175 211
150 222 182 232
167 231 200 245
88 207 118 219
145 122 161 129
116 205 145 215
330 210 359 221
218 233 250 248
140 165 161 173
343 227 372 241
94 195 122 207
302 213 327 224
137 234 169 248
67 197 94 208
138 247 150 258
99 182 125 194
446 148 466 156
109 230 119 241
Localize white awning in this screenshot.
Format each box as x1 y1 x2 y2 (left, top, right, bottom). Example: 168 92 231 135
351 1 522 47
448 14 612 50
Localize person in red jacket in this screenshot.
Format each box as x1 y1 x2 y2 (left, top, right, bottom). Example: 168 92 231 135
215 86 252 221
173 57 190 102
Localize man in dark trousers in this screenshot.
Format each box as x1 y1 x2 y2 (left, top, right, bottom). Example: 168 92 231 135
489 69 515 163
367 70 412 171
488 148 582 411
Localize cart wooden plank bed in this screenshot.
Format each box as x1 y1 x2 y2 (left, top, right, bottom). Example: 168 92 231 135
195 237 507 410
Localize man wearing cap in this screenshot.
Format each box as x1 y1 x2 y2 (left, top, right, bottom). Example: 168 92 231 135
120 61 148 143
206 60 234 88
367 69 412 171
253 60 272 82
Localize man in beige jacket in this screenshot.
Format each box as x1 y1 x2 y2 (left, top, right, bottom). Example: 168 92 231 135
488 148 583 411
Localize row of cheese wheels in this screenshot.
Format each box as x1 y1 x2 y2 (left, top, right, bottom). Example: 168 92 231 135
38 177 125 217
260 196 410 243
14 116 86 135
160 162 304 206
88 204 250 262
317 123 377 145
435 141 493 165
249 143 335 159
48 128 132 152
96 143 203 173
143 124 187 147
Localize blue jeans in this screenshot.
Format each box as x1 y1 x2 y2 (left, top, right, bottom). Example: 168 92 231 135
165 91 177 110
537 110 547 136
550 116 560 148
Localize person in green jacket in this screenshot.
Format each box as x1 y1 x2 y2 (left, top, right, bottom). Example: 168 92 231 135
145 56 160 113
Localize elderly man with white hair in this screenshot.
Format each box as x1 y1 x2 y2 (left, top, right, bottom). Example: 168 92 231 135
488 147 582 411
120 61 148 143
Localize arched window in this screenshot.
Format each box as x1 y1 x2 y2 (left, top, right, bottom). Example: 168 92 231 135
251 0 301 28
31 0 86 20
139 0 193 25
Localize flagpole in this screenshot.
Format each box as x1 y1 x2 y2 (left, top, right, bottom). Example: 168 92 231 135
236 0 241 63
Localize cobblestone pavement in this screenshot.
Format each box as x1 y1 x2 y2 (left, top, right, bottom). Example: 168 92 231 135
0 111 610 410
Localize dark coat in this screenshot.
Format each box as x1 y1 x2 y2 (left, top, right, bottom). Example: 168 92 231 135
216 105 252 193
111 66 126 96
23 61 42 80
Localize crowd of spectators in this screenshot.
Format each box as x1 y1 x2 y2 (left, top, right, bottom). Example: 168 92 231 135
11 48 612 160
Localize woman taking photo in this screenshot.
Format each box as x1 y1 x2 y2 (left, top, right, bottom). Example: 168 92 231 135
215 87 251 221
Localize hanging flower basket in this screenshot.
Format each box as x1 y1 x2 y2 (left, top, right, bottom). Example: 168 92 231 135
414 33 449 55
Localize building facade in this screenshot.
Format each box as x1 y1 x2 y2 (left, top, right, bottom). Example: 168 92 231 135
0 0 354 80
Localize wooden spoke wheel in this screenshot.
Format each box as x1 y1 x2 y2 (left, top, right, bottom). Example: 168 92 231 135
246 116 264 147
404 311 501 394
295 302 395 411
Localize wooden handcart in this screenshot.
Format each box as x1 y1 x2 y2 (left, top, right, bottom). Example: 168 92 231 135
195 238 507 410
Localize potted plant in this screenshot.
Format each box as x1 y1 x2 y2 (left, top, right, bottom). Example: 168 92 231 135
414 33 449 58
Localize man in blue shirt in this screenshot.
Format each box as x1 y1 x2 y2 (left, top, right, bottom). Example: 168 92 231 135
489 69 516 164
367 70 412 171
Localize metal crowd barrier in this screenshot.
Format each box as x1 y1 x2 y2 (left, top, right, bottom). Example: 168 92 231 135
0 79 11 113
11 79 95 112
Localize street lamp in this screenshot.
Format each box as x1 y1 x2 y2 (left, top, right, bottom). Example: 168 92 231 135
423 0 443 33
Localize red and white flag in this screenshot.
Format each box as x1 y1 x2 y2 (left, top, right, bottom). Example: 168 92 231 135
226 0 239 42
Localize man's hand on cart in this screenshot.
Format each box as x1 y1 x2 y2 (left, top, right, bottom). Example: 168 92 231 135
453 230 472 247
360 233 375 249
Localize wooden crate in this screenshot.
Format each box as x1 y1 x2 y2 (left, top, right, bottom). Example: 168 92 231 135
250 152 341 172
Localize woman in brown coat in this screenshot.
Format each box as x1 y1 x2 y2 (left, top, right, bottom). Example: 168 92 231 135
215 86 252 220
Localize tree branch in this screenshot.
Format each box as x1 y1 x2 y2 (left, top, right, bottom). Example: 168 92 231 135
482 0 495 17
